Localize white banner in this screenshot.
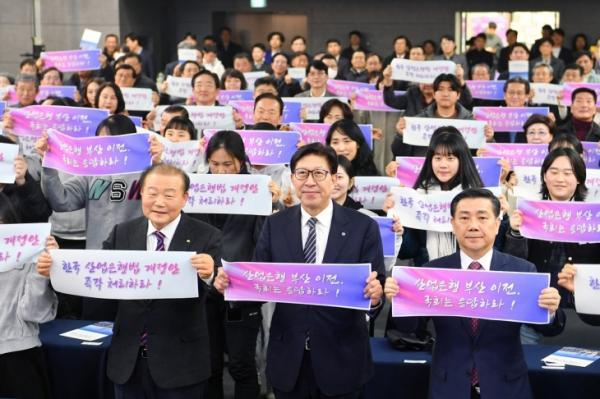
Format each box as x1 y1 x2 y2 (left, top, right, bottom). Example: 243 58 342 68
49 249 199 299
404 117 486 148
154 105 235 132
531 83 562 105
178 49 197 62
574 264 600 315
166 76 192 99
184 174 272 215
514 166 600 202
0 223 51 272
121 87 153 111
390 59 455 83
349 176 400 210
284 97 348 120
160 139 205 173
0 142 18 183
391 187 455 232
288 67 306 80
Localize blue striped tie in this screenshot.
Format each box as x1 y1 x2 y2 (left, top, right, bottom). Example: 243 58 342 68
304 218 317 263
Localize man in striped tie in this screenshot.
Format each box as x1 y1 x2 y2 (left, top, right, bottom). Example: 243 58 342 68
216 143 386 398
101 163 222 399
385 188 564 399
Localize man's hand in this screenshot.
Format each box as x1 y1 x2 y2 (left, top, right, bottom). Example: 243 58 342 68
214 267 230 294
190 253 214 280
364 271 383 306
538 287 561 318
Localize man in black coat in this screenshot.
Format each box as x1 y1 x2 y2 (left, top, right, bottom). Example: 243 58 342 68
104 164 222 398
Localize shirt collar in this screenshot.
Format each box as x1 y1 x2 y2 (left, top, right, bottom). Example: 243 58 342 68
460 248 494 271
147 213 182 242
300 200 334 230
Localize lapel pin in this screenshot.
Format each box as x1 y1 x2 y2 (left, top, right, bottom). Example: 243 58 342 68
341 232 346 236
186 239 191 243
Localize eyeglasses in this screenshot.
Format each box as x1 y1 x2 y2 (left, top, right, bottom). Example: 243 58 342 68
526 130 549 137
293 168 330 181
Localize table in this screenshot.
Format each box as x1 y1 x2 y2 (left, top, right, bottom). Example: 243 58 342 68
365 337 600 399
40 319 114 399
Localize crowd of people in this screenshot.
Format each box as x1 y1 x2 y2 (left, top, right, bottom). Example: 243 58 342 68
0 20 599 399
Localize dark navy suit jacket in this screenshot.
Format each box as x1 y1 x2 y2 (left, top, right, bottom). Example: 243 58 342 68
253 202 386 396
393 250 566 399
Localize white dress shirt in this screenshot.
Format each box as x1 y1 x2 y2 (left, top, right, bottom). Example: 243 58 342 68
146 214 213 285
300 201 334 264
460 248 493 271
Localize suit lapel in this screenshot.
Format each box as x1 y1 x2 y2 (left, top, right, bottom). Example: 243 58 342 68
322 204 350 263
286 206 305 262
130 218 149 251
168 214 193 252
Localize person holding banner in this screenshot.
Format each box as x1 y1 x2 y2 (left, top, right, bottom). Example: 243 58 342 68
221 68 248 90
326 119 379 176
81 77 105 108
0 201 58 399
42 163 222 398
557 264 600 326
13 74 39 108
388 73 487 158
557 87 600 142
95 82 126 115
505 147 600 341
188 70 221 107
496 43 530 81
192 130 267 399
523 114 557 145
318 98 354 124
270 53 302 98
215 143 385 399
37 115 163 320
295 60 335 98
385 188 564 399
0 135 52 223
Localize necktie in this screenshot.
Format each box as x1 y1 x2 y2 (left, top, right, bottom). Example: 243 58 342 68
154 230 166 251
468 261 483 386
141 231 167 348
303 218 317 264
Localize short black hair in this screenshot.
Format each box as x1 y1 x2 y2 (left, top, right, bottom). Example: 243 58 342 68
290 142 338 174
233 52 252 63
326 38 341 46
206 130 249 172
509 42 530 56
393 35 411 48
564 63 584 75
440 34 455 43
140 163 190 193
191 70 220 89
95 114 135 136
203 45 218 54
253 77 278 91
552 28 565 37
164 104 189 119
306 60 328 75
572 87 598 104
538 38 554 47
272 52 289 64
40 67 63 82
123 52 142 64
291 35 306 44
574 50 593 62
504 77 530 95
433 73 461 93
348 30 362 39
252 43 266 52
124 32 140 43
115 64 137 79
506 29 518 37
164 116 197 140
267 31 285 43
549 133 584 155
450 188 501 218
254 92 284 116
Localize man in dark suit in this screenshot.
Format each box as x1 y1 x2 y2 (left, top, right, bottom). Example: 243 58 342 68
215 143 385 398
105 163 222 398
385 188 564 399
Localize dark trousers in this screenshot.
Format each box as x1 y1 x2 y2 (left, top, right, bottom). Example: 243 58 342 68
0 346 52 399
114 353 205 399
273 351 362 399
205 297 261 399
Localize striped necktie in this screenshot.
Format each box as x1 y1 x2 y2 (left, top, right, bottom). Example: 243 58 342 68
140 230 167 348
303 218 318 263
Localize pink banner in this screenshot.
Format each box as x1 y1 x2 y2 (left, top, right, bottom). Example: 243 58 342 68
473 107 549 132
481 142 600 169
353 90 400 112
518 198 600 243
223 260 372 310
392 266 549 324
326 80 375 98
